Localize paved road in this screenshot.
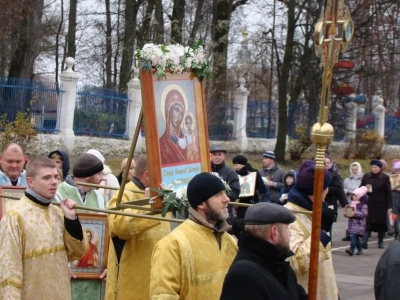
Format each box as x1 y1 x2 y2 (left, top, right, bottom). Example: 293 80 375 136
331 207 394 300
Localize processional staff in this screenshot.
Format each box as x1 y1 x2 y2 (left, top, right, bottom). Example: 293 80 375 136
309 0 353 299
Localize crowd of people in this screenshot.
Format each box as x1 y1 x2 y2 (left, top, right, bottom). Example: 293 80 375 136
0 142 399 299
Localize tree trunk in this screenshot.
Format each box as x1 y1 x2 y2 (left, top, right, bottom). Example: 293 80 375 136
0 44 8 77
119 0 143 92
5 0 43 120
113 0 122 88
154 0 164 44
8 0 44 79
188 0 205 45
137 0 155 48
209 0 247 132
170 0 186 44
105 0 113 89
66 0 77 60
287 3 322 137
274 0 296 162
55 0 64 88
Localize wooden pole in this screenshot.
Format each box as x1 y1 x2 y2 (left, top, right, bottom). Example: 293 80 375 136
307 146 327 298
309 0 353 298
115 106 143 209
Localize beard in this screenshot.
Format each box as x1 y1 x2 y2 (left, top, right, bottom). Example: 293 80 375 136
275 227 291 256
275 240 291 257
204 202 229 223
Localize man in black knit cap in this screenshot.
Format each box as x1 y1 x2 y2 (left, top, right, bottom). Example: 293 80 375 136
150 172 238 299
57 153 106 211
56 153 107 297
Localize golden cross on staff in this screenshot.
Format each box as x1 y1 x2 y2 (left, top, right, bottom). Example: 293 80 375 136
309 0 354 299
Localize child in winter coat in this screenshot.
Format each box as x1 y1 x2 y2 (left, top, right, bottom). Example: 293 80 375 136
277 170 296 205
344 186 368 256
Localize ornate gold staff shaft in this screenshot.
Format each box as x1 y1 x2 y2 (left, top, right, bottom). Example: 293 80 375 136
0 193 312 216
115 106 144 209
76 182 145 193
309 0 353 299
0 194 184 223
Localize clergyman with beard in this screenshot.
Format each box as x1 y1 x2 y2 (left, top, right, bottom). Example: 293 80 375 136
220 203 307 300
150 172 238 299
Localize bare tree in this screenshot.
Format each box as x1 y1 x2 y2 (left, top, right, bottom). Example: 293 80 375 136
188 0 205 45
105 0 113 88
154 0 165 44
119 0 144 91
170 0 186 44
8 0 45 78
54 0 64 88
209 0 248 127
66 0 77 60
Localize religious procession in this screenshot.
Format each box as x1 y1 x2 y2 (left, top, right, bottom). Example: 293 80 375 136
1 0 400 299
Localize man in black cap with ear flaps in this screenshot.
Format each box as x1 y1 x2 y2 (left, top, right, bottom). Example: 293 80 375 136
150 172 238 299
210 145 240 222
220 202 307 300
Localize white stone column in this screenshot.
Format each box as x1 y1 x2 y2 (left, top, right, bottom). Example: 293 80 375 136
59 57 78 151
127 69 143 152
233 76 249 152
345 100 357 140
373 96 386 137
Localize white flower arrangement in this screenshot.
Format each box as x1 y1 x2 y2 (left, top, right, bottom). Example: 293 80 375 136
152 180 190 217
135 40 211 81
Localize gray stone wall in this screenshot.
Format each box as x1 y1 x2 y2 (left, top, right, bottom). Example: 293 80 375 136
24 134 400 157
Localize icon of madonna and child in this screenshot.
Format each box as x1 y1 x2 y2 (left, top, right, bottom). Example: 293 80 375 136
159 89 200 166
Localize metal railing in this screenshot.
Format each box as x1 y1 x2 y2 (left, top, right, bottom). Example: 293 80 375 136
0 77 63 133
74 86 131 139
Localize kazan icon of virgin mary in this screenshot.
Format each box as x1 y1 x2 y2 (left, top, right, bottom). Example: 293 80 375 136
159 90 187 165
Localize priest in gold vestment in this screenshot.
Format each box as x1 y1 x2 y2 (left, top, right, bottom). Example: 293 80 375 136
285 160 339 300
0 157 88 300
150 172 238 299
105 155 170 300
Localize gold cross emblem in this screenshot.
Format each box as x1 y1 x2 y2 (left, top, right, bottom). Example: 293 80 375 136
314 0 354 124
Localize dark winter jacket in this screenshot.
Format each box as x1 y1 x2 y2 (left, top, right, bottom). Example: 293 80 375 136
374 235 400 299
325 169 348 212
48 150 70 181
211 161 240 202
259 163 285 202
347 195 368 236
277 170 296 206
361 171 393 225
220 232 307 300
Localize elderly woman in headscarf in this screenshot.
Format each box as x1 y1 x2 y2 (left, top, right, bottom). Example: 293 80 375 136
341 162 363 241
361 159 393 249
